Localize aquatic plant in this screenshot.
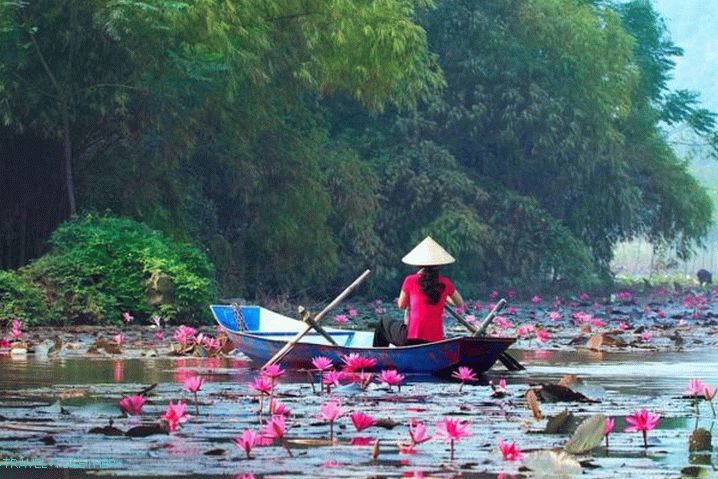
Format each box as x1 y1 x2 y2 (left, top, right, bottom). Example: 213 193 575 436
350 411 375 432
341 353 377 372
434 417 471 460
604 417 615 447
320 400 343 441
184 376 204 415
498 439 523 461
377 369 404 392
174 325 198 347
119 395 146 416
249 376 273 414
161 400 189 432
234 429 259 459
261 414 292 457
451 366 477 392
705 385 717 417
639 331 652 342
548 311 562 321
322 370 344 394
535 329 550 343
531 295 543 305
334 314 349 323
624 408 660 447
113 333 125 346
348 307 358 317
122 312 134 324
312 356 334 394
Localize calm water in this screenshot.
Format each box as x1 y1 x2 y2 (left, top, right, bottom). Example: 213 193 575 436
0 349 717 478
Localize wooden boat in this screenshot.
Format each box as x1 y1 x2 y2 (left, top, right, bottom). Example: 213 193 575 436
211 304 516 375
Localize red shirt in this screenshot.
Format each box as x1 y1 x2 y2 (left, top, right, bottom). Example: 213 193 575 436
402 273 455 342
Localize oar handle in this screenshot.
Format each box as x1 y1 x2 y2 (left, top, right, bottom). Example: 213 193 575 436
474 298 507 336
262 269 371 368
444 305 478 334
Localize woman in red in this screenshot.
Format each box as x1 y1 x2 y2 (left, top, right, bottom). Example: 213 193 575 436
373 236 463 346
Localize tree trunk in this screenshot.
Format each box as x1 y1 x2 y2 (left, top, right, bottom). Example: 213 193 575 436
62 110 77 215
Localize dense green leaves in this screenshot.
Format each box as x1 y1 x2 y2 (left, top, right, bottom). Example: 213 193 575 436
1 0 716 311
18 215 216 325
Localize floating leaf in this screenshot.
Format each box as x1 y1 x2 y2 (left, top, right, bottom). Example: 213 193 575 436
538 384 599 403
125 423 167 437
544 410 575 434
564 414 605 454
522 449 582 477
557 374 579 387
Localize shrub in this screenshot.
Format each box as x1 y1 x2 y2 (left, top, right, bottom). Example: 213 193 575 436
23 215 216 325
0 270 52 325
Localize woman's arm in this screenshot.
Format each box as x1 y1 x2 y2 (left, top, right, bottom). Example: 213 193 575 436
397 290 409 309
446 290 464 307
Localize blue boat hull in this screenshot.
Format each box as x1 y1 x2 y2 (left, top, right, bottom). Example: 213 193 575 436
211 305 515 375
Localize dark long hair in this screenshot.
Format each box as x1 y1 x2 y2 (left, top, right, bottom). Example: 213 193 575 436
418 266 446 305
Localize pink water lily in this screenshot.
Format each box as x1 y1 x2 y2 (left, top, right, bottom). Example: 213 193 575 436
590 318 606 328
321 401 343 441
494 316 513 330
350 411 375 431
11 319 22 330
434 418 471 460
184 376 204 416
548 311 562 321
341 353 377 372
489 290 499 300
312 356 334 371
119 395 146 416
625 408 660 447
685 379 707 397
604 416 615 447
151 315 162 328
122 312 134 324
535 329 550 343
498 439 523 461
261 364 285 381
262 414 286 440
234 429 258 459
579 292 590 302
202 336 220 352
409 420 431 444
377 369 405 391
0 338 10 348
451 366 477 392
161 400 189 432
113 333 125 346
322 370 345 393
10 328 23 340
639 331 653 342
348 307 358 317
174 325 198 347
270 401 290 416
705 385 717 417
334 314 349 323
154 331 165 341
531 295 542 305
618 321 629 331
262 414 293 457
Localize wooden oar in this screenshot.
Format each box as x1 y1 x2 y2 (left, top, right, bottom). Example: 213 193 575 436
262 269 371 369
298 306 338 346
444 300 525 371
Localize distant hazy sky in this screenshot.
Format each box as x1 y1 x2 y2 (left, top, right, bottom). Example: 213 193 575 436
652 0 718 111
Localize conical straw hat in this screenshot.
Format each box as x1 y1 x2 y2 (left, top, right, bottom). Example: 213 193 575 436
402 236 456 266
